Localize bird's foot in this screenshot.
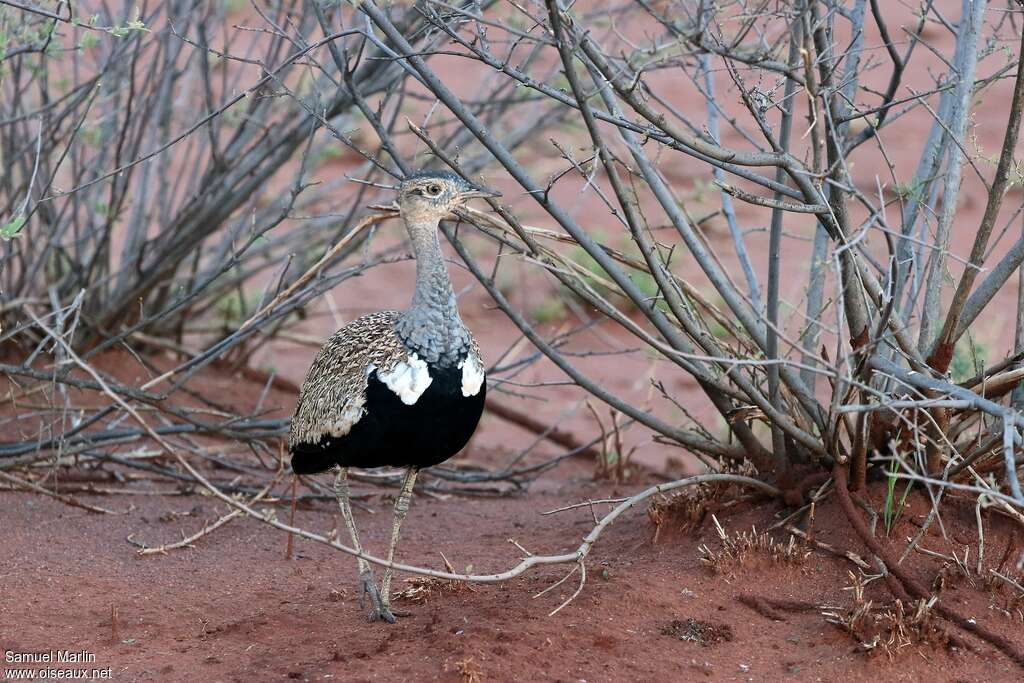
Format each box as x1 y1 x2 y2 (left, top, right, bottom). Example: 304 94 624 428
367 595 413 623
359 575 407 624
368 604 413 623
367 604 398 624
381 602 412 620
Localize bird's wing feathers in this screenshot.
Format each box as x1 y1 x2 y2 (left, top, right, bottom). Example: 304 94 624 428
289 311 410 447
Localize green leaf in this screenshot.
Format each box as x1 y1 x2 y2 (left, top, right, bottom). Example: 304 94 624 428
0 215 26 240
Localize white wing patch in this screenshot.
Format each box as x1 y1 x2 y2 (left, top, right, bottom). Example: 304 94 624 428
459 355 485 397
377 354 433 405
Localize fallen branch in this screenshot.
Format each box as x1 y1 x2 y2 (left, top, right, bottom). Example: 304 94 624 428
0 470 122 515
131 475 279 556
175 457 779 588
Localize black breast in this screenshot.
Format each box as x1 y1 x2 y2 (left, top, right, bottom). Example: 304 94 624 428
290 362 485 474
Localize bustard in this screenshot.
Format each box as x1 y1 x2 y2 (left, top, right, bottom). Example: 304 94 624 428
289 170 498 623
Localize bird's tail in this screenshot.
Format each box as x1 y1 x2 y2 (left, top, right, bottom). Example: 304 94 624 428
289 442 339 475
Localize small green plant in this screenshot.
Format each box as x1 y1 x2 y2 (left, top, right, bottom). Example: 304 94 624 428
892 181 914 200
80 32 100 50
314 143 345 166
630 267 660 305
0 215 26 240
689 177 716 206
219 0 248 13
77 11 149 38
950 336 987 383
80 125 102 148
882 457 913 534
530 297 566 324
45 249 73 286
567 241 606 294
706 317 728 339
0 19 62 65
216 288 253 328
564 234 665 313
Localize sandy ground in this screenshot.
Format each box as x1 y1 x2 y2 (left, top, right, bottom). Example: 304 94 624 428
2 358 1023 682
2 441 1023 682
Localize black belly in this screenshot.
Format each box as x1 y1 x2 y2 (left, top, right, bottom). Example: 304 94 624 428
290 364 485 474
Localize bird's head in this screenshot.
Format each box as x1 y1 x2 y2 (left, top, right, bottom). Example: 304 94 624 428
397 170 500 223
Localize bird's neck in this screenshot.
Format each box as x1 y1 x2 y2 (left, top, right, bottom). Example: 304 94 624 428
395 216 471 367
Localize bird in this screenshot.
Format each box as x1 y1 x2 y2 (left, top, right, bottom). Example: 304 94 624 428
288 170 498 623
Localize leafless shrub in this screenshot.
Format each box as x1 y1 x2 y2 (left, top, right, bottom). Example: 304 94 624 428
5 0 1024 503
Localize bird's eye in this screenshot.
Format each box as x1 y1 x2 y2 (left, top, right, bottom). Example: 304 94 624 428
426 184 442 196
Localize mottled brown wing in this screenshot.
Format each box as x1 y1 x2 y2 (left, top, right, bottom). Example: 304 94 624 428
289 311 408 448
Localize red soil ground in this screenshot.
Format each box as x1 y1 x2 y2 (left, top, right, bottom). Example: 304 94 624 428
2 359 1023 682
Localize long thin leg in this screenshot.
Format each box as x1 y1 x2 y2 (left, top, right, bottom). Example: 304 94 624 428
334 466 392 623
379 466 419 611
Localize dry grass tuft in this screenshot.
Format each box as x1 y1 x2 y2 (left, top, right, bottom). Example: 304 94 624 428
393 576 469 605
985 570 1024 623
648 462 759 540
697 514 809 574
648 488 710 538
452 656 484 683
823 572 949 658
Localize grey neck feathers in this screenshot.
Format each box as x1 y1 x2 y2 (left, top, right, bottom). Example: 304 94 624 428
395 216 472 367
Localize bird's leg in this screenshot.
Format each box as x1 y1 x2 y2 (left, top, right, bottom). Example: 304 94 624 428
333 467 392 623
379 466 419 614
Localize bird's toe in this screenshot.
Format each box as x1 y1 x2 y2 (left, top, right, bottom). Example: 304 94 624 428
359 576 405 623
388 605 412 618
367 606 398 624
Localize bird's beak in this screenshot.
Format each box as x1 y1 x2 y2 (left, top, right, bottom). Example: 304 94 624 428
460 184 502 200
